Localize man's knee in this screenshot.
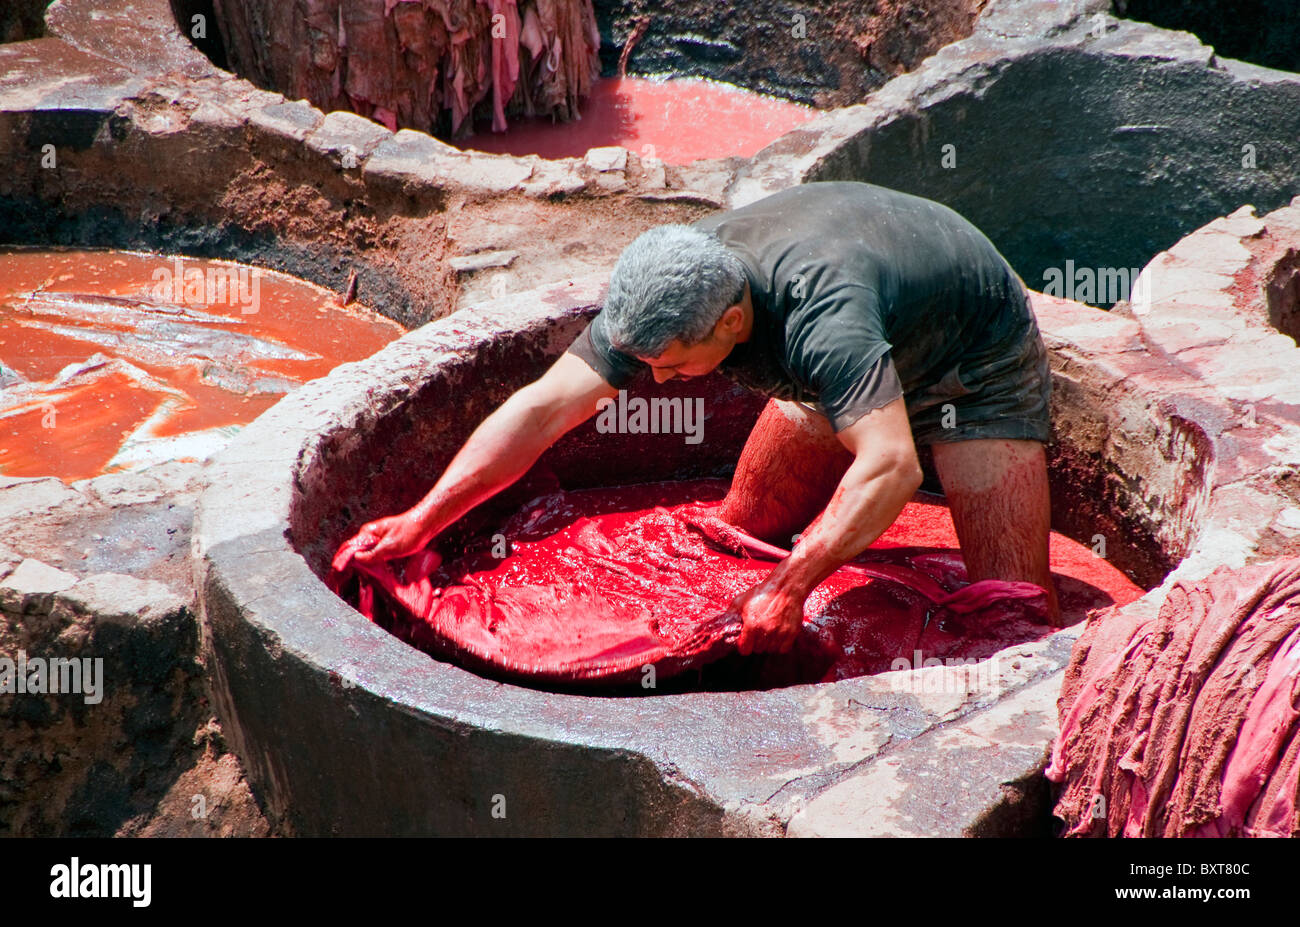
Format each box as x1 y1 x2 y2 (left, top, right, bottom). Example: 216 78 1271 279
718 399 851 544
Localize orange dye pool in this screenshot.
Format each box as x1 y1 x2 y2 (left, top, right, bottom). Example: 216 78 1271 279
0 250 405 481
463 76 819 165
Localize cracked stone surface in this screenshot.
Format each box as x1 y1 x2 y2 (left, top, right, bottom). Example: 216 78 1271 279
1135 200 1300 406
0 456 270 836
788 672 1067 836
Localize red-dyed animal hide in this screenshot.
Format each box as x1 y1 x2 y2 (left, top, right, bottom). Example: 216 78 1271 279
1047 558 1300 838
213 0 599 135
329 481 1054 686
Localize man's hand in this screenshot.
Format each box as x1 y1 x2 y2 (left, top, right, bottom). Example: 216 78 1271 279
728 574 807 655
726 396 922 657
350 512 432 564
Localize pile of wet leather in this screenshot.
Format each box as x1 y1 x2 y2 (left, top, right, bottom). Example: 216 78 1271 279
328 483 1052 688
215 0 600 135
1048 558 1300 838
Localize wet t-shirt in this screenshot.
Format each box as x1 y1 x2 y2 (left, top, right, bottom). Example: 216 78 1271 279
567 181 1026 432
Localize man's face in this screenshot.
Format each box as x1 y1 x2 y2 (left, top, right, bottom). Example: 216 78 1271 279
633 303 746 384
635 333 729 383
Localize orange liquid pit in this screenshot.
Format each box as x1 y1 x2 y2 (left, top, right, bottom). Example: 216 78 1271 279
463 76 819 165
0 249 405 481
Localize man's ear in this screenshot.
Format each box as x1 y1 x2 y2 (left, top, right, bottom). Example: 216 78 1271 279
719 302 745 333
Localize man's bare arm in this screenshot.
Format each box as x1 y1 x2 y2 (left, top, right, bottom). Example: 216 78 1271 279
768 396 923 596
351 352 617 563
732 396 923 653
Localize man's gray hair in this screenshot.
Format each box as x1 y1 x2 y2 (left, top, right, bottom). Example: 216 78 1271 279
601 224 747 357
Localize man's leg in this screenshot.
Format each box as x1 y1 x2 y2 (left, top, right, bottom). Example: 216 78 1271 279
717 398 853 545
930 437 1061 624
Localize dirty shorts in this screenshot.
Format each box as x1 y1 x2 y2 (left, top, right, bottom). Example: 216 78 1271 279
796 287 1052 446
911 284 1051 446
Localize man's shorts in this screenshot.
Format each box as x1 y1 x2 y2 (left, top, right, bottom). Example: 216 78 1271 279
795 283 1052 446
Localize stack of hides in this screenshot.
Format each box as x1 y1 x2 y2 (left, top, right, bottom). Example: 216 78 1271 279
1047 558 1300 838
214 0 601 135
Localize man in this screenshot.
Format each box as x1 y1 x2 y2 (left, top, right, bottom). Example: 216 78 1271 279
347 181 1061 654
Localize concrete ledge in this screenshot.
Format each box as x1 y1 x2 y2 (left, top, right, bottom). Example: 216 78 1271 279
788 671 1067 836
1 560 210 835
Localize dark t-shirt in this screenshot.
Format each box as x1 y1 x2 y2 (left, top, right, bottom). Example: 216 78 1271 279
567 181 1026 432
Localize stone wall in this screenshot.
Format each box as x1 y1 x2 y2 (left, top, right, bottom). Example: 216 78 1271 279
0 546 266 836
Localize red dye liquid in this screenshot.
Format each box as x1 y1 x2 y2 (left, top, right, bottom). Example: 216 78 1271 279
332 479 1144 690
0 250 404 480
461 76 819 165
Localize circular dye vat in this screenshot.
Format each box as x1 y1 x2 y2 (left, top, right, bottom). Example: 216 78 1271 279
0 249 405 480
461 76 818 164
197 275 1245 835
333 476 1143 693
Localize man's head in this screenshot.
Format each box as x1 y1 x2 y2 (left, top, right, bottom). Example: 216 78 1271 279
602 225 750 382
